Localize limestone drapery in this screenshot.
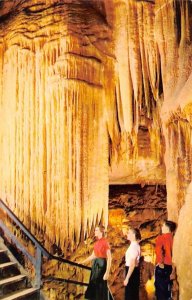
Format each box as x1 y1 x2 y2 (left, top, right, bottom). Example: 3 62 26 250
0 1 112 251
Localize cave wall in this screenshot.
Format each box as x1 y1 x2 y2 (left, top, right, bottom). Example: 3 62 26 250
173 183 192 299
154 2 192 297
156 0 192 221
0 0 114 251
0 1 192 298
108 184 167 300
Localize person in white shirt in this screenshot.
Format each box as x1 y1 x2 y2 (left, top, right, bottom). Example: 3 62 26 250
123 227 141 300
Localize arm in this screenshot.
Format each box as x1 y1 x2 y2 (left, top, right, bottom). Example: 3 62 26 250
81 251 96 265
170 263 176 280
103 249 112 280
123 257 136 286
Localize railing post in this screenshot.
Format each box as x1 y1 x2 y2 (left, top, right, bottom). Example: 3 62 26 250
35 246 42 289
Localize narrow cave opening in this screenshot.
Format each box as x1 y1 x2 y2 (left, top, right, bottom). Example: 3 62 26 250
108 184 167 300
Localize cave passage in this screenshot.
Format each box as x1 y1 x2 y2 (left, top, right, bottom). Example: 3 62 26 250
108 184 167 300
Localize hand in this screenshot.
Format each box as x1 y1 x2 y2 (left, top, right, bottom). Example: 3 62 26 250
170 270 176 280
170 265 176 280
103 272 109 280
78 259 88 265
78 260 85 264
170 273 175 280
123 278 129 286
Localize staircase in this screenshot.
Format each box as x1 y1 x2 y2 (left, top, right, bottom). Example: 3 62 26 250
0 244 39 300
0 198 96 300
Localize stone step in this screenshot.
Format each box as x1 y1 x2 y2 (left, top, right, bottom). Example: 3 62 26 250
0 263 16 270
1 288 38 300
0 250 10 264
0 275 26 287
0 244 40 299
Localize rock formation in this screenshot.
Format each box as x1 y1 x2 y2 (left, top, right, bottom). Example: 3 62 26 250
0 0 192 298
108 184 167 300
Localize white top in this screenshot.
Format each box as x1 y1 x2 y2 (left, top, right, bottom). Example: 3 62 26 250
125 241 140 267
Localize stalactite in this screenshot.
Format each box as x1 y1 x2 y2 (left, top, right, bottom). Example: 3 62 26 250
109 0 164 183
113 0 133 133
0 0 191 258
180 0 190 43
127 1 142 129
144 7 160 102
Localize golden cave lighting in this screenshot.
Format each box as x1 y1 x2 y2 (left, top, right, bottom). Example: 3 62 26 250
145 277 155 299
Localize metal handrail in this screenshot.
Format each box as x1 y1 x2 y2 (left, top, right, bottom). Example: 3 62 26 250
42 276 89 287
0 198 91 289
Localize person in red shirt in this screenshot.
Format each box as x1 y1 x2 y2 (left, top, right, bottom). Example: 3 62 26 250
81 225 112 299
155 220 177 300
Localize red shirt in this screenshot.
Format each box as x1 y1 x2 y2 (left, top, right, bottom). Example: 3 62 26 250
155 233 173 265
94 238 110 258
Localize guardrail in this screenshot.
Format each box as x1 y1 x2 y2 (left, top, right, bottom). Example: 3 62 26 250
0 198 90 289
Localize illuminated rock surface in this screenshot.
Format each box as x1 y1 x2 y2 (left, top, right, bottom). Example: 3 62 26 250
0 0 192 299
108 184 167 300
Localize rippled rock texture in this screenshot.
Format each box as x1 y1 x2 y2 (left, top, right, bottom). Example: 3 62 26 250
0 0 192 298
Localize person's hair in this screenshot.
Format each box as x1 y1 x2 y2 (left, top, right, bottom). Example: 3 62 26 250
97 224 106 236
164 220 177 233
130 227 141 241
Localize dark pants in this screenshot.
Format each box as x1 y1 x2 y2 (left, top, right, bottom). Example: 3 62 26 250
155 265 172 300
85 258 108 300
125 266 140 300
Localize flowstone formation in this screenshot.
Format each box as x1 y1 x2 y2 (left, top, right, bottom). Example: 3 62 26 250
0 0 192 298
